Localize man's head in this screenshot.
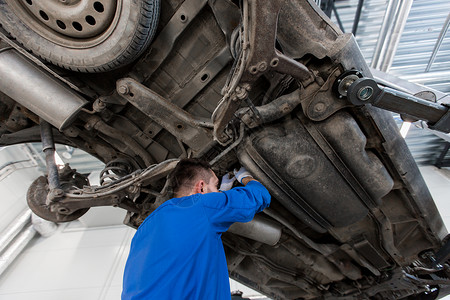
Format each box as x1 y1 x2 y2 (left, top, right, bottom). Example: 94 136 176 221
170 158 219 197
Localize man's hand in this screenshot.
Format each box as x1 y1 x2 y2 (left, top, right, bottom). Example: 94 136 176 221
219 173 236 191
234 167 253 184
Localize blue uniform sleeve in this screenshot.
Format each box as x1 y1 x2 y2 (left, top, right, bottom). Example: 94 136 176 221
201 181 271 233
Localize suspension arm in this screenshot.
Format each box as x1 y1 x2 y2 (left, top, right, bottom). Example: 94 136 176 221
49 159 179 216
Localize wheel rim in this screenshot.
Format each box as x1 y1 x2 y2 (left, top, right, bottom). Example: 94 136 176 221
7 0 120 48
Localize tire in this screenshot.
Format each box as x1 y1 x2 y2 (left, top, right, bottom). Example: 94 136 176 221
0 0 159 73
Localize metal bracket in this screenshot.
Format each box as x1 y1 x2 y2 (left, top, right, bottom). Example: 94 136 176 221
117 78 215 157
212 0 314 144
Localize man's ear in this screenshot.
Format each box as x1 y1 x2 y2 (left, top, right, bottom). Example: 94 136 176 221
193 180 205 194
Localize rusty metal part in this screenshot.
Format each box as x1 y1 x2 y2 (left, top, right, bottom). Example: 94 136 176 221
240 0 313 83
340 244 381 276
117 78 215 157
238 88 304 129
39 120 62 204
212 0 314 144
29 159 178 222
264 210 361 281
0 28 94 97
237 69 352 128
263 208 337 256
0 48 87 130
131 0 208 82
364 269 425 297
55 159 178 213
281 238 345 282
208 0 241 45
84 115 155 166
136 46 231 146
301 69 351 121
27 166 90 222
209 123 244 166
372 208 406 265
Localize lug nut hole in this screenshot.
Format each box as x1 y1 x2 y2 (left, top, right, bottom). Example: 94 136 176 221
93 2 105 13
39 10 49 21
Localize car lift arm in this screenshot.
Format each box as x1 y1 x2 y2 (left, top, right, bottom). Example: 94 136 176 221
337 75 450 134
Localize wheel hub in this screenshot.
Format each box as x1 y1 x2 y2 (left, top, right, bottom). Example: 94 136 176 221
18 0 117 38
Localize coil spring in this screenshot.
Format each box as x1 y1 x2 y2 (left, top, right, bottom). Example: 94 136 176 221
99 159 134 186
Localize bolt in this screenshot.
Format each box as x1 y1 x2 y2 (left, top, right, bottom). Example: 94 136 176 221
235 86 247 99
257 61 267 72
118 85 129 95
344 81 353 89
314 102 325 113
93 99 106 112
54 189 65 197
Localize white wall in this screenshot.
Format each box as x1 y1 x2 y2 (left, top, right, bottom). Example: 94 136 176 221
419 166 450 228
0 222 133 300
0 145 42 232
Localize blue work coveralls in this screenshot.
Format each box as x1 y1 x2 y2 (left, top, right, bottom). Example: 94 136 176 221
121 180 271 300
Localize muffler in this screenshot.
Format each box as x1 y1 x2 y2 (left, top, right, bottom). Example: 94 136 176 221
228 214 282 246
0 48 87 130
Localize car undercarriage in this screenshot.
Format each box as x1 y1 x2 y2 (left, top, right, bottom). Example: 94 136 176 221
0 0 450 299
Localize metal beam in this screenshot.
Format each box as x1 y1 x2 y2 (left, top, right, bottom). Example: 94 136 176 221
370 0 413 72
425 12 450 72
351 0 364 36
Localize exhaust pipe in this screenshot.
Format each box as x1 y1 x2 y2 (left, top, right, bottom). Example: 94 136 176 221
0 48 87 130
228 214 282 246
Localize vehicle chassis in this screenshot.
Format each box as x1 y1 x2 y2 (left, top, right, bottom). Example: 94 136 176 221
0 0 450 299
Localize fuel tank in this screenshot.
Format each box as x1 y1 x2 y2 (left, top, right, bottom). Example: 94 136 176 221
238 111 394 233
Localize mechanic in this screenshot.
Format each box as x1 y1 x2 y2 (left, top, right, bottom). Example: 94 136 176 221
121 158 271 300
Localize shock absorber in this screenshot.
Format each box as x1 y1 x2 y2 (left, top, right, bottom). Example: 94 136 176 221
39 120 63 203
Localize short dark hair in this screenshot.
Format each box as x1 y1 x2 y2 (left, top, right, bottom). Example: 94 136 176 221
170 158 213 195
